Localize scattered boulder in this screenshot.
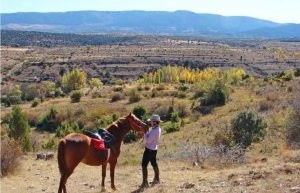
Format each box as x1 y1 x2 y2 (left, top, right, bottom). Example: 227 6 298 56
290 186 300 192
227 173 236 180
36 152 54 160
181 182 195 189
261 158 268 163
252 172 263 180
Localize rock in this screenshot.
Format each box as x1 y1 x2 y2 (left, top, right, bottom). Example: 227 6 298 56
290 186 300 192
261 158 268 163
36 152 54 160
182 182 195 189
252 172 263 180
228 173 236 180
36 152 46 160
45 152 54 160
232 180 239 186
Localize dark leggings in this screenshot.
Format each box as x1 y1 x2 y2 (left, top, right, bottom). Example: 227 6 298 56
142 148 158 167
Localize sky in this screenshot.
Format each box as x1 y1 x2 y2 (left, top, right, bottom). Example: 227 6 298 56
1 0 300 24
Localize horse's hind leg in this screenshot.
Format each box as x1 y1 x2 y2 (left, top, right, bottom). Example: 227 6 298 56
58 166 78 193
58 175 67 193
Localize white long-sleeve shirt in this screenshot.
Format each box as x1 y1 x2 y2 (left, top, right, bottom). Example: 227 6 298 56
145 126 161 150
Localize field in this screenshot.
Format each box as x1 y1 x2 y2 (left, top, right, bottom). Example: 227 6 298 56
2 153 300 193
1 33 300 193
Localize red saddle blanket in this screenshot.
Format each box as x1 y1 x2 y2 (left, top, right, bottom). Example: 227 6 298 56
91 138 107 151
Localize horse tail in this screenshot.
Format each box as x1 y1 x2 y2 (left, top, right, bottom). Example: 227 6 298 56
57 139 67 175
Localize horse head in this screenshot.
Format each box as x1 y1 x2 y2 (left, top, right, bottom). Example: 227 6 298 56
127 112 149 137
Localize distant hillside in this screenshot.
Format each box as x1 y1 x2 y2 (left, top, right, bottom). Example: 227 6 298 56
0 30 141 47
1 11 300 38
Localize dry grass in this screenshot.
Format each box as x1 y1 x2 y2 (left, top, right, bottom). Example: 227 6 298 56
1 153 300 193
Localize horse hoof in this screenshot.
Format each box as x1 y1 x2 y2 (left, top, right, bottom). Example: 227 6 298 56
101 186 106 192
111 186 117 191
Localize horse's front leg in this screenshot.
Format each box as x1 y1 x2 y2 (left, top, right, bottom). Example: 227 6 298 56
110 160 117 191
101 163 107 192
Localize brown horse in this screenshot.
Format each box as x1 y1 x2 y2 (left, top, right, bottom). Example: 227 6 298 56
57 112 148 193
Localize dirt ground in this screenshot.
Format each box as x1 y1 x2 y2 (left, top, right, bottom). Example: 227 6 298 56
2 153 300 193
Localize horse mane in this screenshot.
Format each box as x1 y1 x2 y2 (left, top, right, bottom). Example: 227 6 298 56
106 116 127 132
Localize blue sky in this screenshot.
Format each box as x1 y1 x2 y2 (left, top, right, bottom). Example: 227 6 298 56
1 0 300 23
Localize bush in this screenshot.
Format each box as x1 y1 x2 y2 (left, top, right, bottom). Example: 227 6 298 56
123 130 139 143
144 85 151 91
151 88 158 98
166 106 175 121
174 92 187 98
1 136 23 176
165 122 180 133
91 90 101 98
37 108 60 132
153 106 169 121
96 116 113 128
232 109 267 148
27 112 38 127
70 90 83 103
201 83 228 106
7 85 23 105
193 90 205 99
176 103 190 118
113 87 123 92
31 98 41 107
42 137 59 149
170 112 180 123
54 88 64 97
178 84 189 91
111 93 122 102
8 106 32 151
133 105 147 120
112 112 120 121
128 89 141 103
295 68 300 77
56 121 80 137
258 100 273 112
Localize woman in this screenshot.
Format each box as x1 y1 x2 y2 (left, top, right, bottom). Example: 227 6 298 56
140 114 162 188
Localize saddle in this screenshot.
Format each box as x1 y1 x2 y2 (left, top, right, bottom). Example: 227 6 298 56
84 129 116 150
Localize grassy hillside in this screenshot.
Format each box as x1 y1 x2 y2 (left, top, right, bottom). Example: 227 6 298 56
1 64 300 192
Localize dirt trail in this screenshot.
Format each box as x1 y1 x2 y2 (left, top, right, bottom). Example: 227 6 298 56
2 155 300 193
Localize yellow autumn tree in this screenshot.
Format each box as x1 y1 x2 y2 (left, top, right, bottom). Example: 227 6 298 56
62 69 87 93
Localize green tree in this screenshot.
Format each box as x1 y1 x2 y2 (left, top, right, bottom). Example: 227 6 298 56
41 81 56 97
133 105 147 121
62 69 87 93
232 109 267 148
8 106 32 151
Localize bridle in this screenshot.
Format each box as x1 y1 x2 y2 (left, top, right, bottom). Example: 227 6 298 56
128 115 147 137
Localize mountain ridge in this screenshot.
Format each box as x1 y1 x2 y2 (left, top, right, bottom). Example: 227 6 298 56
1 10 299 38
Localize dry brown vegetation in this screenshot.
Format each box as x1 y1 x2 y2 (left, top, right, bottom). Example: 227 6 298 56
1 35 300 192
